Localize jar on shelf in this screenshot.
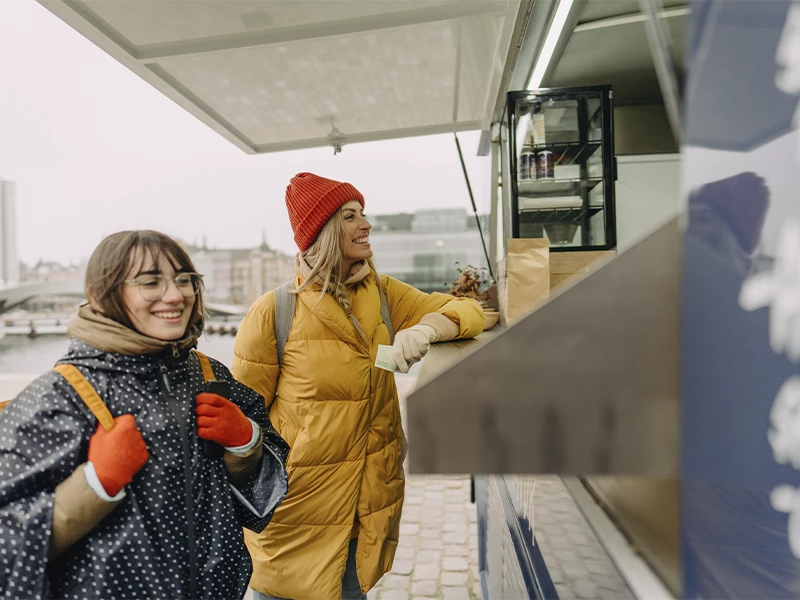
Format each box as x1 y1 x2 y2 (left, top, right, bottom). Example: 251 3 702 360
519 145 536 180
536 150 554 180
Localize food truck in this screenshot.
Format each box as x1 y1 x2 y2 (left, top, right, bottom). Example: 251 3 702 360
30 0 800 597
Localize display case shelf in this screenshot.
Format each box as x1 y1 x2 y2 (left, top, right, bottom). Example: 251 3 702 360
517 177 603 196
526 141 602 165
519 206 603 224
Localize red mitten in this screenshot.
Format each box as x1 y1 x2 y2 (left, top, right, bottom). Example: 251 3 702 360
195 393 252 448
88 414 149 496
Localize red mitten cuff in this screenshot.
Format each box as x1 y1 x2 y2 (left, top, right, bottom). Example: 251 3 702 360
195 393 252 448
87 414 149 497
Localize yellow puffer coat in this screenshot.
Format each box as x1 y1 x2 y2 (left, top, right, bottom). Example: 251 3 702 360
232 268 483 599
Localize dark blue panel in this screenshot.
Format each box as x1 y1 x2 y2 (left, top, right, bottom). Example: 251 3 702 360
682 233 800 597
686 0 796 151
682 2 800 593
476 475 559 599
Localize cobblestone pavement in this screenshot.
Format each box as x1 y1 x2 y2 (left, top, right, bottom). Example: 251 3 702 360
365 374 482 600
367 475 481 600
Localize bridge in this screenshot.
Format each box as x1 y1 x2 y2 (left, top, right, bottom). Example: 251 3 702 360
0 280 85 315
205 303 248 317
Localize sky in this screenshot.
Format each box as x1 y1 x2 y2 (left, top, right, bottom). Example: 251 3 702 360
0 0 491 266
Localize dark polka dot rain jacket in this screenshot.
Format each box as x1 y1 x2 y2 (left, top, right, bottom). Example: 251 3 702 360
0 339 289 599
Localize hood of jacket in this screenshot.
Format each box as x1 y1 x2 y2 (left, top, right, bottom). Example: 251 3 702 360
66 302 201 358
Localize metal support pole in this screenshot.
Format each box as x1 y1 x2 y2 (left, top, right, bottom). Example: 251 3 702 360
639 0 683 145
454 133 495 282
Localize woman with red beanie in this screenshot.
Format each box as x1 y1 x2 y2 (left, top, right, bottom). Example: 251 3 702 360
233 172 485 599
0 230 288 599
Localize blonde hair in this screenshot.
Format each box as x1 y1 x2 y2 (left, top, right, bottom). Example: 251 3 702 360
296 208 386 342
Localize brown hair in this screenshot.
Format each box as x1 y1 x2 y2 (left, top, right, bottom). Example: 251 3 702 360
85 230 205 333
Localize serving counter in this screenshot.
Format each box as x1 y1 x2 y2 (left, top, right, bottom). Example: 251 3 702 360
405 219 680 598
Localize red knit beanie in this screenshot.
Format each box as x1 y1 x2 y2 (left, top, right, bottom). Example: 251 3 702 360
285 172 365 251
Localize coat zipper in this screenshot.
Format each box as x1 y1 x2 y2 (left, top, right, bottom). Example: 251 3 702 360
160 362 198 599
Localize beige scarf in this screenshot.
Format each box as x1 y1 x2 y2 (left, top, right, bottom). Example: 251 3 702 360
294 253 371 288
67 303 200 356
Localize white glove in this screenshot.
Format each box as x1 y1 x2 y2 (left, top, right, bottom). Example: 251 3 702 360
392 324 438 373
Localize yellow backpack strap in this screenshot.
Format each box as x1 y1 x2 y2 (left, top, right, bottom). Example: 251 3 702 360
53 364 115 432
194 350 215 383
0 399 10 412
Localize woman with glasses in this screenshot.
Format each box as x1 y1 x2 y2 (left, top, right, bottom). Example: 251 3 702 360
233 173 485 600
0 230 288 599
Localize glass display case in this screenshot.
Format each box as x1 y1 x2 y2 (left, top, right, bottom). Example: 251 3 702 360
507 85 616 250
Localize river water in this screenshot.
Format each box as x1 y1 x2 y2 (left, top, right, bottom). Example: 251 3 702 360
0 333 238 375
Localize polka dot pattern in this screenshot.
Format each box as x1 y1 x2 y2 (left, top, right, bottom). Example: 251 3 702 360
0 339 288 599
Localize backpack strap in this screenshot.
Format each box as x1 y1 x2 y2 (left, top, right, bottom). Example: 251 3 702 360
274 280 296 367
4 356 218 430
379 291 394 344
53 364 115 432
378 275 394 344
271 278 393 360
194 350 215 382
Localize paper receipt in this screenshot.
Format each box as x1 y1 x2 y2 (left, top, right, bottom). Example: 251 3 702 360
375 345 398 372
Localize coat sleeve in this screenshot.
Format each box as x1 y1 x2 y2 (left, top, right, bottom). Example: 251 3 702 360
49 463 120 558
214 356 288 533
0 373 92 599
382 274 485 339
232 292 281 409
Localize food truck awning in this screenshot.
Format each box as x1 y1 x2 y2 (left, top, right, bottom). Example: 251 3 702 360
37 0 528 154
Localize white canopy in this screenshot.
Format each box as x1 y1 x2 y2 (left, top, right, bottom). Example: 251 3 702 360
39 0 525 154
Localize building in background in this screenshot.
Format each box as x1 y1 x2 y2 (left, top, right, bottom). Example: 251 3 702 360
190 238 294 305
0 179 19 285
370 209 490 293
21 260 84 282
187 210 490 304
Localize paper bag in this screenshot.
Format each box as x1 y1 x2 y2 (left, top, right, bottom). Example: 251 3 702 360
506 238 550 324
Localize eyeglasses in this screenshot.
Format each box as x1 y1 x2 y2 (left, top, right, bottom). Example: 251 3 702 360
124 273 204 302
